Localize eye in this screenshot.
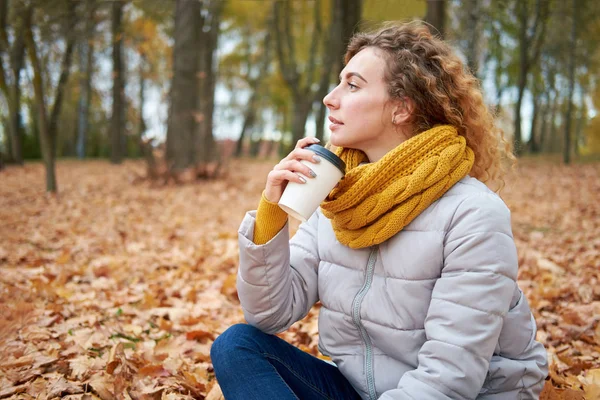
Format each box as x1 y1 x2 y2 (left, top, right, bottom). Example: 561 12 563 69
347 82 358 90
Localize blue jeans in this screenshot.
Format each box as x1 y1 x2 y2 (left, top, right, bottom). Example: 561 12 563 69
210 324 362 400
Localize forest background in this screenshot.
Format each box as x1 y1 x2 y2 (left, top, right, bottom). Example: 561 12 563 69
1 0 599 399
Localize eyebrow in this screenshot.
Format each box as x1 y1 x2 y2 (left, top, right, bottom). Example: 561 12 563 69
339 72 368 84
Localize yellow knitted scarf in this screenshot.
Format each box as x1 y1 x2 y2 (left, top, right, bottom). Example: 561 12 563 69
320 125 475 249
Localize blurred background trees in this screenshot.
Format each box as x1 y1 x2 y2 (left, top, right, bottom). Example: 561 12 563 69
1 0 599 192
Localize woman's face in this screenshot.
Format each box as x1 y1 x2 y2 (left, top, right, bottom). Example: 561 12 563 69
323 47 402 160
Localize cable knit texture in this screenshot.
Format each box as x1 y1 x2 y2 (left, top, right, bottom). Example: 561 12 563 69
320 125 475 249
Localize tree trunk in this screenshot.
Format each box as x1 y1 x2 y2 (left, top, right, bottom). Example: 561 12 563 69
288 97 312 153
166 0 201 171
563 0 577 164
111 0 124 164
514 0 528 156
514 89 526 155
315 0 344 142
250 118 267 158
538 91 550 153
464 0 481 76
0 0 25 165
196 0 224 175
234 26 255 159
250 136 262 158
8 32 24 164
0 0 6 43
548 92 559 153
314 102 327 143
48 1 76 161
2 115 11 164
22 1 76 192
514 0 549 156
528 92 540 153
574 87 586 156
425 0 446 38
277 105 289 158
339 0 362 73
77 0 95 159
235 15 273 158
273 0 325 152
236 100 256 158
24 7 55 192
137 54 147 157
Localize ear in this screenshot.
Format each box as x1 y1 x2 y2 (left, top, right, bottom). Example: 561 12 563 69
391 97 415 125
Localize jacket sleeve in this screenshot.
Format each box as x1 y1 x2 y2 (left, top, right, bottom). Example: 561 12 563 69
380 193 518 400
236 209 320 334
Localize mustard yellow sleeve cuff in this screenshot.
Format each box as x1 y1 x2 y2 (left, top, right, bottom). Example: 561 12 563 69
253 191 289 245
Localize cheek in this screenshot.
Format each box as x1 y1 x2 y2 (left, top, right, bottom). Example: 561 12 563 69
347 99 385 130
345 95 385 121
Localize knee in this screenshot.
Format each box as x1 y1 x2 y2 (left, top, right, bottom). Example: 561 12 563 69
210 323 263 367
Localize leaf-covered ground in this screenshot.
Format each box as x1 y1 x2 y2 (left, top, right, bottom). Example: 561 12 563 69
0 159 599 399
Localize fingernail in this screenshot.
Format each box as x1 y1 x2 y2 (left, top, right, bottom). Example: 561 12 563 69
313 155 321 162
309 169 317 177
314 138 320 142
299 176 307 183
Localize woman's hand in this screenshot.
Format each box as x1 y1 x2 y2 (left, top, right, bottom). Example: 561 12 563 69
264 137 322 203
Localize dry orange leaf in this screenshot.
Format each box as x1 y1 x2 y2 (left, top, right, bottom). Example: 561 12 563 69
138 364 170 377
186 329 215 342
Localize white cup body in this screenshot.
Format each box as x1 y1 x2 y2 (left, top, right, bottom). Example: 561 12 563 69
278 158 344 222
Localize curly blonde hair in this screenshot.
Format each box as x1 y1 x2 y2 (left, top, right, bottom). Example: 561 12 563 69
344 21 515 191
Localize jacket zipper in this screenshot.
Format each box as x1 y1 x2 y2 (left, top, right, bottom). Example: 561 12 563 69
351 246 378 400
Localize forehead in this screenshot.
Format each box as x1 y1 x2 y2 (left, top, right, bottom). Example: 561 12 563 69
343 47 387 82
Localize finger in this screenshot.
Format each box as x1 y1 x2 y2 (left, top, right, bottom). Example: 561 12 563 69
268 169 307 184
273 160 317 178
294 136 320 150
286 148 322 164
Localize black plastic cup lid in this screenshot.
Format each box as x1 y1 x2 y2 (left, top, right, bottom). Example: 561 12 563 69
305 144 346 174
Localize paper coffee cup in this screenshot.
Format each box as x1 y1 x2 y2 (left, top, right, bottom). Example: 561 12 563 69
278 144 346 222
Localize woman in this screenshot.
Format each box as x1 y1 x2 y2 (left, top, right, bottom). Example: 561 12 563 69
210 21 548 399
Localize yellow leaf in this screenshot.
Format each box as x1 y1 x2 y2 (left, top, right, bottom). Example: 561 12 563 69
55 287 73 299
583 369 600 400
205 383 224 400
123 324 143 336
55 250 71 264
220 273 238 301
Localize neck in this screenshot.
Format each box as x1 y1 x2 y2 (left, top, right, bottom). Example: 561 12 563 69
364 147 392 163
363 128 412 162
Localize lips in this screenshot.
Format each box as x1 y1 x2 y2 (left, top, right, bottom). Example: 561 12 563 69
329 116 343 125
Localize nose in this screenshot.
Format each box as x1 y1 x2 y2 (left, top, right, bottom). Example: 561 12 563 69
323 87 339 109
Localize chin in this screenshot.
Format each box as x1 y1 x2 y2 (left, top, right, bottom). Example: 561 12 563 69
329 136 342 147
329 133 361 151
329 131 349 148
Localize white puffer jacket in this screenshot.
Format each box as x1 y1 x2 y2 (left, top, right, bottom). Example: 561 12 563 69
237 176 548 399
